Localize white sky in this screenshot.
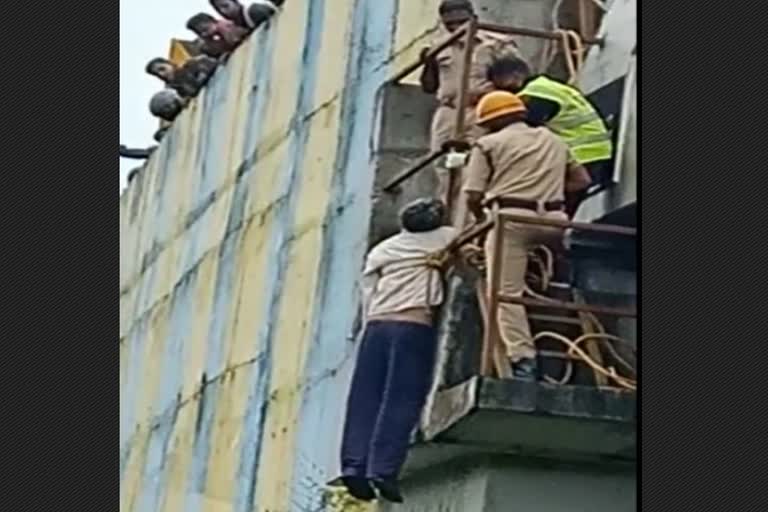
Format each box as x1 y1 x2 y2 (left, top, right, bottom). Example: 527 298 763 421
120 0 215 191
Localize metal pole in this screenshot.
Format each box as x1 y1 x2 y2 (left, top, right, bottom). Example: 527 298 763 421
482 210 505 377
498 295 637 318
444 219 494 252
383 149 447 192
476 22 604 47
498 213 637 236
390 25 469 84
446 18 477 218
452 18 476 143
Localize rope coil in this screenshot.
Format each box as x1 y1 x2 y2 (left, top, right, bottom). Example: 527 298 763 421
539 29 585 85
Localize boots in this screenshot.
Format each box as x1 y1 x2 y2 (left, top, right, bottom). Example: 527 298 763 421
341 476 405 503
372 479 405 504
341 476 376 501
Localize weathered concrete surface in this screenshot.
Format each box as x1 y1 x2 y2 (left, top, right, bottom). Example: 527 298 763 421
381 461 490 512
384 455 635 512
120 0 402 509
369 84 439 247
576 0 637 224
484 458 636 512
421 377 635 464
570 231 637 366
433 270 485 389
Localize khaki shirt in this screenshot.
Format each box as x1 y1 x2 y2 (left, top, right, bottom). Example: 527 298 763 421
463 123 575 203
362 227 459 320
435 29 521 106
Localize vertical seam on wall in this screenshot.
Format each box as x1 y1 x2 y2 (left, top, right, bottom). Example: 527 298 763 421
237 1 328 510
289 0 398 506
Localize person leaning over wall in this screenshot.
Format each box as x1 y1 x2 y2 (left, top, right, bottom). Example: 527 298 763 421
145 55 218 99
210 0 284 32
186 12 249 58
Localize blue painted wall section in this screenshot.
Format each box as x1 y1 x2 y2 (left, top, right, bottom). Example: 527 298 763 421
230 25 281 512
290 0 398 508
184 230 240 512
118 0 433 509
237 1 327 510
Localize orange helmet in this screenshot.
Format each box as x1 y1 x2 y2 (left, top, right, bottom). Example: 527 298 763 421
476 91 527 125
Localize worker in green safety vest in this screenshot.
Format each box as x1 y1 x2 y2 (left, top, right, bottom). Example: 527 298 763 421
487 56 613 217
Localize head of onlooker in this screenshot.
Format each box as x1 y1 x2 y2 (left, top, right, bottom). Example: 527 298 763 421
145 57 176 83
487 56 532 94
439 0 476 33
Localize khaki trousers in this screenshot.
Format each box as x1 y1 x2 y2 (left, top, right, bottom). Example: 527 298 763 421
485 207 567 362
431 104 486 228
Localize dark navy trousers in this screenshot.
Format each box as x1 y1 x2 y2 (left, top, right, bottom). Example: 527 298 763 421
340 320 438 480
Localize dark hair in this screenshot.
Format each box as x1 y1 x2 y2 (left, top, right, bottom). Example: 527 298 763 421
400 198 447 233
487 56 531 81
186 12 216 32
209 0 238 13
439 0 475 16
145 57 172 75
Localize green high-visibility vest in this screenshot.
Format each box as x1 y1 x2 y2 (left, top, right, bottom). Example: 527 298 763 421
520 76 612 164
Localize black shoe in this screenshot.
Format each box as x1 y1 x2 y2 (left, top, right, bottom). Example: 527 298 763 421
372 478 404 503
341 476 376 501
511 358 538 381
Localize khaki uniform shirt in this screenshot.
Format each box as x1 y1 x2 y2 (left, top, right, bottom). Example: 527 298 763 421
430 30 522 152
463 123 575 203
435 29 522 106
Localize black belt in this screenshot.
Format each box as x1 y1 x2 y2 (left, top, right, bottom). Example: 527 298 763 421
488 197 565 212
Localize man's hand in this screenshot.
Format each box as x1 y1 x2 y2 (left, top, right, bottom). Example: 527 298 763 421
465 191 486 223
420 46 440 94
420 46 437 66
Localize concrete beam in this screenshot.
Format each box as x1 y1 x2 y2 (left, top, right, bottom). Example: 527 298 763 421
420 377 635 464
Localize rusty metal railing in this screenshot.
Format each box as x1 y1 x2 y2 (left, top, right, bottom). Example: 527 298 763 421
383 21 604 198
479 212 636 386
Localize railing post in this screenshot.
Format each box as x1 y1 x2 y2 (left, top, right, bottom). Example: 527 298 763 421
482 211 505 378
446 18 477 219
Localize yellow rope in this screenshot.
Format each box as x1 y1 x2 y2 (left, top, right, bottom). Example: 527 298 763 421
579 311 637 376
521 245 636 390
535 331 637 390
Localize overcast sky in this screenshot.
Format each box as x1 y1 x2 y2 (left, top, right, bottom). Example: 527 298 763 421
120 0 214 191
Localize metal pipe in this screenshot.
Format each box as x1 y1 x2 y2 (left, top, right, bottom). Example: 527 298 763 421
483 210 506 377
443 219 494 252
452 18 476 142
390 25 469 84
529 313 584 326
383 149 446 192
498 213 637 236
445 18 477 217
476 22 604 47
498 295 637 318
539 350 583 361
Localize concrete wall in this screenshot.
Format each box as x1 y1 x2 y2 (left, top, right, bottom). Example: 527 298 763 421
120 1 399 510
381 457 636 512
576 0 637 223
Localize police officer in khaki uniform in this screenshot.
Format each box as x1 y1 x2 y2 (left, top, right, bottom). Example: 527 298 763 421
463 91 592 379
420 0 523 224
